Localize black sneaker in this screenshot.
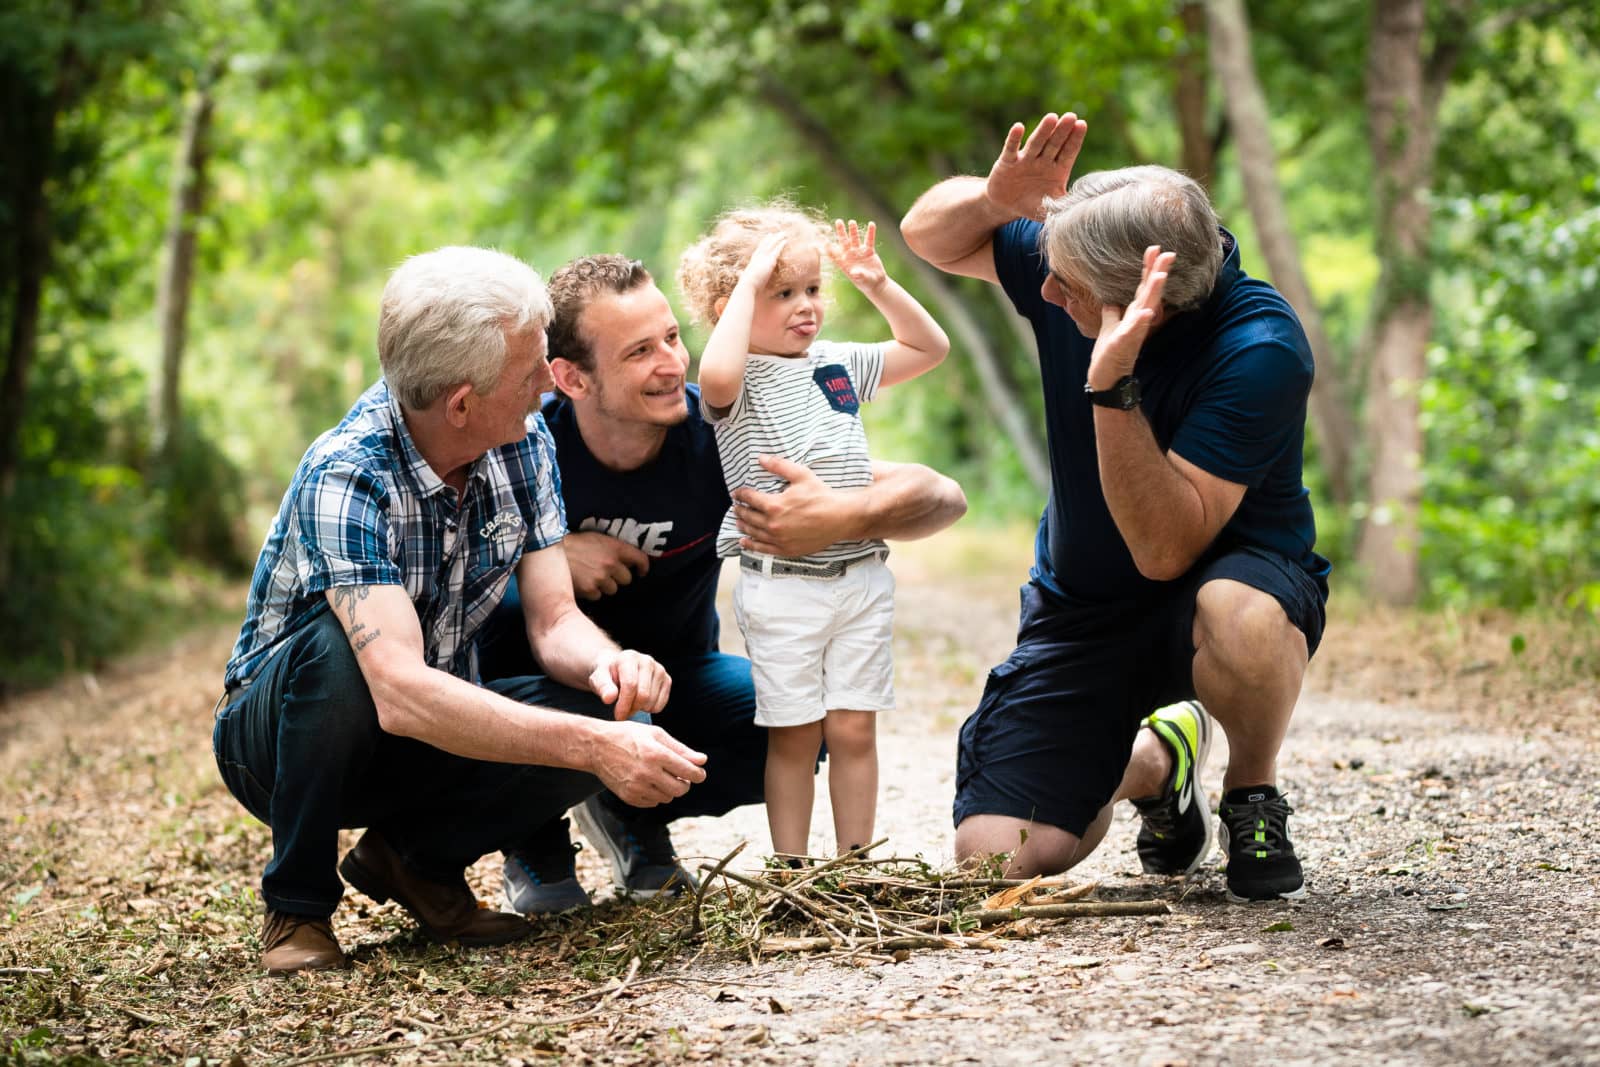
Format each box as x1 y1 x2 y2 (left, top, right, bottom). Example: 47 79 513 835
502 817 592 915
572 794 699 898
1132 700 1215 875
1217 785 1306 902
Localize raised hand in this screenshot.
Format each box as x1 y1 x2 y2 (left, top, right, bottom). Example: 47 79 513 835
828 219 887 294
986 112 1088 221
1087 246 1176 390
741 231 790 290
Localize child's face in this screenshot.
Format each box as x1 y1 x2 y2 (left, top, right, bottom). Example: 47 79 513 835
746 245 824 357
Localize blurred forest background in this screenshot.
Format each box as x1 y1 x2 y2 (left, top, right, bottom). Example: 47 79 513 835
2 0 1597 691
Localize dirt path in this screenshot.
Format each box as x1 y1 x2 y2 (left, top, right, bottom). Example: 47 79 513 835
3 546 1598 1065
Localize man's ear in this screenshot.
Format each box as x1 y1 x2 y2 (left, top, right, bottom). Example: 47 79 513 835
549 357 588 399
443 383 474 428
712 295 728 322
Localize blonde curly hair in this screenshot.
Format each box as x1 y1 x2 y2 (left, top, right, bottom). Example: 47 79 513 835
677 199 832 326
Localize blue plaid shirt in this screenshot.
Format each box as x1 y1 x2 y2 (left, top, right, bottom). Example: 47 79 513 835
224 379 566 689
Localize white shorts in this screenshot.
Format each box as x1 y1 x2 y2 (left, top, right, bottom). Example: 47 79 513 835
732 558 895 728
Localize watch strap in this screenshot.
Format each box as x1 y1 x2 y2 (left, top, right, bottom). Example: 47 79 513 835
1085 374 1141 410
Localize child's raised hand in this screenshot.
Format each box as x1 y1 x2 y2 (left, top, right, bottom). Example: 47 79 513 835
829 219 887 294
741 232 790 289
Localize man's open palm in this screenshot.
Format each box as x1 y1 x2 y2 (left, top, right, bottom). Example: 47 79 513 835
986 112 1088 221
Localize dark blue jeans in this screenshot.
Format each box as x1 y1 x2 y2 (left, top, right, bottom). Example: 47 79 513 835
212 609 612 918
477 588 768 831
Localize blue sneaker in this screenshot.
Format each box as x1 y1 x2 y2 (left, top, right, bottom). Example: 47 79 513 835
502 817 592 915
1132 700 1215 876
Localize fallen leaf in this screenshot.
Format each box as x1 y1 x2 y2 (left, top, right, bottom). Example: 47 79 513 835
711 987 744 1003
767 997 789 1015
743 1025 769 1045
1317 936 1347 950
1262 920 1294 933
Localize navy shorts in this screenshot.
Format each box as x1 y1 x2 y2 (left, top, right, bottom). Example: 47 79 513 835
953 545 1327 837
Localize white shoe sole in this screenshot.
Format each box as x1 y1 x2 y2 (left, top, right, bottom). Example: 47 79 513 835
1225 882 1308 904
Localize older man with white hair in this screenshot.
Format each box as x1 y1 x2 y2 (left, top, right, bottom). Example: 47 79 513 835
214 246 704 975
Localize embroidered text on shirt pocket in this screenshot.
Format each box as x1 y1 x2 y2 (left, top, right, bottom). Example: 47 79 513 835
813 364 859 414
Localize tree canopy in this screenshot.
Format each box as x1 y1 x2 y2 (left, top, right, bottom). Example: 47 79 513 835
2 0 1597 687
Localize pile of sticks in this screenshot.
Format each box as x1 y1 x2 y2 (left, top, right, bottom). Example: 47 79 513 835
688 841 1168 959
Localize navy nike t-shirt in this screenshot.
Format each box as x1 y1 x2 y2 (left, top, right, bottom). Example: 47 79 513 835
541 384 730 658
993 218 1330 607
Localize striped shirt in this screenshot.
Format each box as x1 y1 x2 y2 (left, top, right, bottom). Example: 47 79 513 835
706 340 886 565
224 379 566 689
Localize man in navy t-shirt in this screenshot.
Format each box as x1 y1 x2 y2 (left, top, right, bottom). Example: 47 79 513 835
478 255 967 911
903 112 1330 902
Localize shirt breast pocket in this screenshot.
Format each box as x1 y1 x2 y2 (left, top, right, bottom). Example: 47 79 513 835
813 364 859 415
464 524 524 604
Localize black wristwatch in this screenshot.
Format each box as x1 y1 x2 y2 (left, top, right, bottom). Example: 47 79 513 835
1085 374 1142 410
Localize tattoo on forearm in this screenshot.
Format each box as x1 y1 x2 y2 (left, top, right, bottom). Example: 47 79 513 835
352 628 381 654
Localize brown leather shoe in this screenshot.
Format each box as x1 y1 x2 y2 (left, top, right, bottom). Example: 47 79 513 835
338 829 530 946
261 910 347 975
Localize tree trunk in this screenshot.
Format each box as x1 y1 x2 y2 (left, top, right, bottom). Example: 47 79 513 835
758 77 1052 492
1174 1 1214 190
152 70 219 470
0 99 57 502
1356 0 1439 605
1361 301 1430 600
1205 0 1358 506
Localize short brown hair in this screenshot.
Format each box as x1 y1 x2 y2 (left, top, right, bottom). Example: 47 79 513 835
546 254 654 372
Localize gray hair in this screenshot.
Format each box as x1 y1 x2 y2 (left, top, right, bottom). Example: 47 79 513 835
378 246 553 410
1041 166 1223 312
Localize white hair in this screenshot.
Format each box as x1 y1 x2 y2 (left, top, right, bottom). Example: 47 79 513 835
1042 166 1224 313
377 246 553 410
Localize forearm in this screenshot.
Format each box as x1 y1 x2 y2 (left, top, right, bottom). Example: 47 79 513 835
370 659 606 769
1094 409 1211 580
856 461 967 541
901 177 1014 266
698 289 756 409
867 279 950 384
527 601 620 692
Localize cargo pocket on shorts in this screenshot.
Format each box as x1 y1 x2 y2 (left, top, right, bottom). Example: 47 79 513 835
955 647 1038 795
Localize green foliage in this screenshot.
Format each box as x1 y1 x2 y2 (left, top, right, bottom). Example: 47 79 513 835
0 319 237 690
6 0 1600 686
1421 195 1600 608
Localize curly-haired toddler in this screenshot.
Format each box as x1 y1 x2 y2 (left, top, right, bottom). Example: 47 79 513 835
677 201 949 862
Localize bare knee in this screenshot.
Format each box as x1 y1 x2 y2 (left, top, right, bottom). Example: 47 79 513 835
955 815 1078 878
1194 580 1306 673
822 710 877 761
768 722 824 762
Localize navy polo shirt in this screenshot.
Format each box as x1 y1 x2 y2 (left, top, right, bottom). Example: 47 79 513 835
994 219 1329 608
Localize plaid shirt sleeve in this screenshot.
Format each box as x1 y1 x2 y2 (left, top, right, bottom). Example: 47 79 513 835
521 415 567 553
294 460 403 593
